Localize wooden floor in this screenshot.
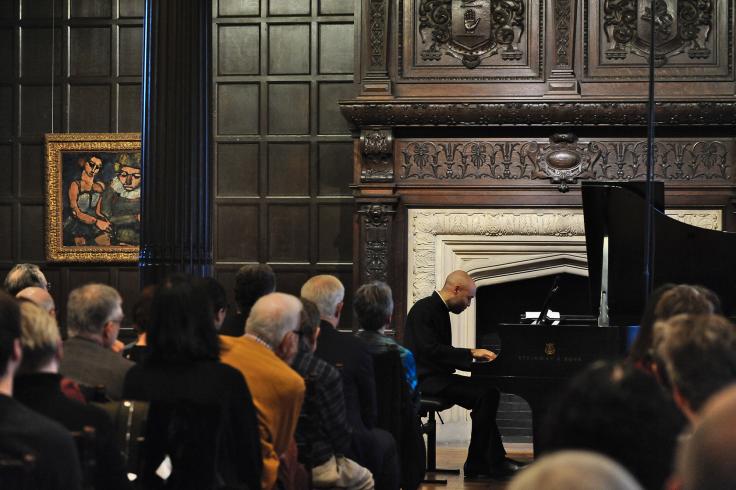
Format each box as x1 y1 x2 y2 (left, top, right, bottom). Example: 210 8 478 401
420 444 534 490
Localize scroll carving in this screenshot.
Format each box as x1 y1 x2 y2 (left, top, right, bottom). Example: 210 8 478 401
358 203 396 283
418 0 525 68
603 0 713 66
398 138 732 183
361 129 394 182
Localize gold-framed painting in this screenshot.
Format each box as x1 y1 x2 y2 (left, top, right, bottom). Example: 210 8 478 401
45 133 141 263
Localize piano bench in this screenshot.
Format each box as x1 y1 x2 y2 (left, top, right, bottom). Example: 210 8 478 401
420 396 460 484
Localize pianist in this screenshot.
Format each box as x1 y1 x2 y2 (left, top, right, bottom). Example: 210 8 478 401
403 270 520 480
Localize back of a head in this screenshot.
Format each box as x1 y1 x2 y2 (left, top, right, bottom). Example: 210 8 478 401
353 281 394 331
508 450 642 490
442 270 473 291
194 276 228 315
18 301 60 373
541 361 685 490
679 390 736 490
246 292 302 348
298 298 321 352
148 277 220 364
66 283 121 337
4 263 47 296
653 314 736 412
654 284 717 321
0 291 21 377
300 275 344 319
16 287 55 314
234 264 276 314
131 285 156 334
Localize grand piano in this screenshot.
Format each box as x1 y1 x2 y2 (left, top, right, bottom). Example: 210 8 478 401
472 181 736 452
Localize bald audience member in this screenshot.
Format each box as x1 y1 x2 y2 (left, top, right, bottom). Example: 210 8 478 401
4 263 48 295
16 286 56 316
404 270 517 480
508 451 642 490
220 292 306 490
653 314 736 423
677 384 736 490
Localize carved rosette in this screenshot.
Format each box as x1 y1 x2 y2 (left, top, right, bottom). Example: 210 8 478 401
603 0 713 66
418 0 525 68
360 129 394 182
358 203 397 283
531 133 602 192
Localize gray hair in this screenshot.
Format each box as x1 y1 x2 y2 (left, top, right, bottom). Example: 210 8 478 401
300 275 344 319
67 284 122 336
18 301 60 372
4 264 47 296
245 292 301 348
16 287 55 314
508 450 642 490
354 281 394 331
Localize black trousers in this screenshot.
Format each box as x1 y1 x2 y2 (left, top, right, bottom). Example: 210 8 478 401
422 374 506 470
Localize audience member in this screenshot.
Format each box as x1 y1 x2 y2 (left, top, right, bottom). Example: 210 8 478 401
652 314 736 423
220 292 306 490
0 291 82 490
16 286 56 317
508 450 643 490
123 276 262 490
354 281 419 410
354 280 425 490
541 360 685 490
293 298 374 489
14 301 130 490
194 276 228 330
3 263 48 296
630 284 718 376
122 285 155 363
220 263 276 337
675 383 736 490
301 274 400 490
59 283 134 400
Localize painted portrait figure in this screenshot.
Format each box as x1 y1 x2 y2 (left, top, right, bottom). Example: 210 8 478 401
63 154 108 245
95 152 141 246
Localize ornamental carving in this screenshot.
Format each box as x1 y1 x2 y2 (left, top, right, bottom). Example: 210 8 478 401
418 0 525 68
361 129 394 182
359 203 396 282
555 0 572 65
339 102 736 128
397 138 732 183
603 0 713 66
369 0 387 66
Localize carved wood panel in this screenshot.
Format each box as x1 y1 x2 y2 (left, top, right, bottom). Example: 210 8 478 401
400 0 542 79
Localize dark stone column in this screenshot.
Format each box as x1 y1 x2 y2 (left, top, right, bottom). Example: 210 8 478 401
139 0 213 286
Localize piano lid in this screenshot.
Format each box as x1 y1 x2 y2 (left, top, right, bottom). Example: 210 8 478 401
582 181 736 326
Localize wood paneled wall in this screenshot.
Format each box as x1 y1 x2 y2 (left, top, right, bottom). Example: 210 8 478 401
0 0 358 331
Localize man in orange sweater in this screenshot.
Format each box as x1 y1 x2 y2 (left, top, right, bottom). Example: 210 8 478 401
221 292 305 490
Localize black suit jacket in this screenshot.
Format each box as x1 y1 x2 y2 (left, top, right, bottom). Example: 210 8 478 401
14 373 131 490
0 393 82 490
314 320 377 431
403 292 473 393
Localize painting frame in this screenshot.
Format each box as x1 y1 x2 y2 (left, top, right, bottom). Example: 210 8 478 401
45 132 142 263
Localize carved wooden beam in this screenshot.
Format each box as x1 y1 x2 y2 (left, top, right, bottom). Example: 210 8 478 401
547 0 578 94
360 128 394 182
356 200 398 285
361 0 392 96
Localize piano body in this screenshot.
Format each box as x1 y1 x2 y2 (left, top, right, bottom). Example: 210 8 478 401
471 182 736 452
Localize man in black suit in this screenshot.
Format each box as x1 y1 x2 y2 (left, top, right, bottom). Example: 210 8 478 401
0 291 82 490
404 270 519 480
301 274 400 490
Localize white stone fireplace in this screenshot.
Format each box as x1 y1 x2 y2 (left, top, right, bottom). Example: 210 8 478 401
406 207 721 442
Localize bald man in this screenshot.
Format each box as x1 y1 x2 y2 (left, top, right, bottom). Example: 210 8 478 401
404 270 518 480
16 287 56 317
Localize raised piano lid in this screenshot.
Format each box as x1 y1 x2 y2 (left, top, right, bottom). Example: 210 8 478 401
582 181 736 326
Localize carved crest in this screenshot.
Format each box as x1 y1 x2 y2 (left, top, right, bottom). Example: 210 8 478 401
419 0 525 68
603 0 713 66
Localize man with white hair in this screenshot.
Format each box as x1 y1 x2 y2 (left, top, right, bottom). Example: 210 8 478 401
16 286 56 317
59 283 133 400
301 275 400 490
220 292 306 490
